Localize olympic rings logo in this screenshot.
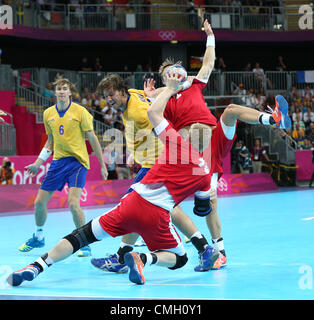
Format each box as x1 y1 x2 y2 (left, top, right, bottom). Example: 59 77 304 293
158 30 176 41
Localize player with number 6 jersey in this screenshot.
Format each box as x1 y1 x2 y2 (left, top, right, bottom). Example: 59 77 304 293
18 77 108 257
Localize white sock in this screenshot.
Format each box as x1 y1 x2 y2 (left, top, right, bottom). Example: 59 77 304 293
212 238 224 252
259 113 271 125
35 227 44 240
145 253 153 266
120 241 134 249
190 231 202 239
35 255 54 271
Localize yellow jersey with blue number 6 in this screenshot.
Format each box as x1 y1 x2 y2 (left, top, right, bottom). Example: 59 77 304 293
123 89 163 168
43 101 93 169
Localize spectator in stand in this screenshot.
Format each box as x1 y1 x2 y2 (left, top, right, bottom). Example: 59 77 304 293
292 123 305 149
103 144 118 180
302 137 313 150
252 138 271 173
275 56 287 72
233 83 246 96
292 113 306 132
243 62 252 72
80 57 92 72
94 57 103 72
235 140 252 174
233 83 247 104
43 82 55 100
293 91 304 107
0 157 15 185
244 88 256 108
292 106 303 123
185 0 199 29
216 57 227 72
303 106 314 135
113 108 124 130
253 92 265 111
288 86 297 102
253 62 264 83
302 86 313 102
104 107 114 126
81 87 90 100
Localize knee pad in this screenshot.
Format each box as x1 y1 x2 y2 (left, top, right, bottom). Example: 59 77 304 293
63 220 98 253
168 253 188 270
193 196 212 217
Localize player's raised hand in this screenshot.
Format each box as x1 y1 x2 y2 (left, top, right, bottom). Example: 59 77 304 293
144 78 156 98
203 19 214 36
165 70 184 94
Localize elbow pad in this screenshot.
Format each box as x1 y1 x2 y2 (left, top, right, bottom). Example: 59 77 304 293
193 196 212 217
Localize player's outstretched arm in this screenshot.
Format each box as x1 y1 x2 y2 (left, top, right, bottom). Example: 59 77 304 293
147 71 182 128
25 134 53 177
196 19 215 83
86 130 108 180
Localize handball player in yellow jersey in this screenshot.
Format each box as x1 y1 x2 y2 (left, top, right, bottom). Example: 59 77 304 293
90 70 215 272
18 77 108 257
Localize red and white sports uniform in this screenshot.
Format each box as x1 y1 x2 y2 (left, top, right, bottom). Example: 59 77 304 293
204 117 237 189
164 78 217 130
97 120 212 254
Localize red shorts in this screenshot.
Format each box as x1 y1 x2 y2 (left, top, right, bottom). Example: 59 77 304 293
98 191 182 252
205 118 237 176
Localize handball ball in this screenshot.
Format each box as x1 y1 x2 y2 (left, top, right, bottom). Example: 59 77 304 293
166 65 187 84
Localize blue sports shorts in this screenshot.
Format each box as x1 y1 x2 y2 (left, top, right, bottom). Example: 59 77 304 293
126 167 150 194
40 157 88 192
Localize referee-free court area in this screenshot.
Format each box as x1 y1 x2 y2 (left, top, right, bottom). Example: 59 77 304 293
0 188 313 300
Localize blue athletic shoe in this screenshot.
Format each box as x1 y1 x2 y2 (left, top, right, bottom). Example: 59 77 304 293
18 234 45 252
194 245 220 272
124 252 145 285
77 245 91 257
90 254 128 273
7 265 40 287
273 95 291 129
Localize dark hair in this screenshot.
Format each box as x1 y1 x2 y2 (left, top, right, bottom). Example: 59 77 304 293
96 74 128 96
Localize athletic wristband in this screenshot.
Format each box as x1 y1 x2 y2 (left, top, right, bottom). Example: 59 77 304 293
38 147 52 162
206 35 215 48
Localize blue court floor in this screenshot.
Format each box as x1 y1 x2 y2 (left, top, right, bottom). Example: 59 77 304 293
0 188 313 300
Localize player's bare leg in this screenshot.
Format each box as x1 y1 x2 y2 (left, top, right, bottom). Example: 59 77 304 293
205 197 227 269
68 187 85 228
68 187 91 257
18 189 54 252
171 205 198 237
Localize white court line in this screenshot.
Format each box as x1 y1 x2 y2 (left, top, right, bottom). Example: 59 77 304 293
0 293 218 300
301 217 314 221
113 283 220 287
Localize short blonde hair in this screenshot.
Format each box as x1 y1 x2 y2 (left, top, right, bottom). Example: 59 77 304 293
189 123 212 153
159 57 182 76
53 76 78 97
